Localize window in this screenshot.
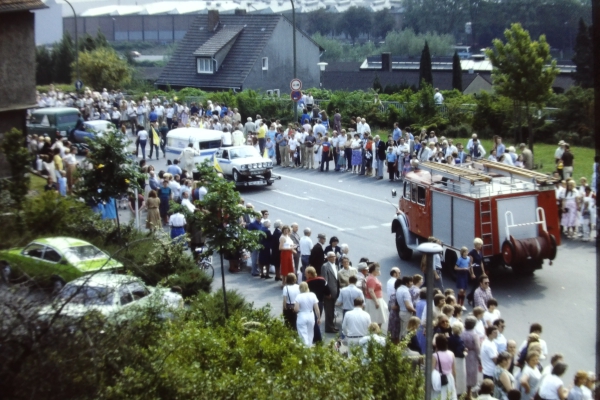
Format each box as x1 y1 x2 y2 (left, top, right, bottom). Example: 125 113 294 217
197 57 213 74
43 247 62 263
403 181 411 200
199 140 222 150
118 285 134 306
411 183 418 203
22 243 45 259
262 57 268 71
57 114 79 125
127 281 150 301
417 186 426 205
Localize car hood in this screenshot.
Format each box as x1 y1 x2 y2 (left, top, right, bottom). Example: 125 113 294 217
72 258 123 273
234 156 269 165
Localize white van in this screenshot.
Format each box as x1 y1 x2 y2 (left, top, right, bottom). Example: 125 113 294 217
165 128 222 165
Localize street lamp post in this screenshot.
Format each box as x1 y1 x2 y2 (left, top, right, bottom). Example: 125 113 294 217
63 0 80 94
417 242 444 400
317 62 328 88
290 0 297 122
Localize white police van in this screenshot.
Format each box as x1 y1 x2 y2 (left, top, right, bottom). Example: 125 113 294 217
165 128 222 165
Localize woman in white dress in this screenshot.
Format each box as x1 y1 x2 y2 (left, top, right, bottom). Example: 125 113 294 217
518 352 542 400
294 282 320 346
561 180 580 238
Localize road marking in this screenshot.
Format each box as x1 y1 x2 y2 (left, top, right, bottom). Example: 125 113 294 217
306 196 326 202
272 189 308 200
276 173 389 205
381 222 391 227
361 225 378 230
251 200 346 231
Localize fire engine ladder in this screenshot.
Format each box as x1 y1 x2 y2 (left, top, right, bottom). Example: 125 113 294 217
473 160 560 185
479 192 494 257
420 162 493 184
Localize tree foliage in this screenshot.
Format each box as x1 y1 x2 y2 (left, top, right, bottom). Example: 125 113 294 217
452 51 463 92
76 47 132 91
0 129 31 211
486 23 559 151
52 32 75 84
74 128 141 205
418 41 433 88
382 29 454 57
336 6 372 43
571 18 593 89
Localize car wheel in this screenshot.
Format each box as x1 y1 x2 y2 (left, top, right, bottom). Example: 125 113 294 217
233 170 242 182
1 262 11 285
395 231 412 261
263 170 272 180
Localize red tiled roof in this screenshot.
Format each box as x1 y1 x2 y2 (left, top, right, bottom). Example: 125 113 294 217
0 0 47 13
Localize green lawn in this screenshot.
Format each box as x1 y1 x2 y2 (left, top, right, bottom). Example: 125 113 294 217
29 174 47 194
374 130 594 183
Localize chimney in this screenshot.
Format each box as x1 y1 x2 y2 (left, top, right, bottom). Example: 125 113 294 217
208 10 220 31
381 52 392 72
234 8 247 15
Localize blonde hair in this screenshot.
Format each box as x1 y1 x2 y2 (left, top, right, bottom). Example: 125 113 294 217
299 282 309 293
368 323 381 334
305 266 317 278
407 316 420 332
474 238 483 246
452 321 464 335
460 246 469 255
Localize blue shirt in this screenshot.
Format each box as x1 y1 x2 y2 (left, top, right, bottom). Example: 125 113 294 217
246 220 261 231
392 128 402 142
276 133 288 146
167 165 182 175
301 113 311 124
386 152 397 163
149 111 157 122
496 143 506 157
456 256 470 270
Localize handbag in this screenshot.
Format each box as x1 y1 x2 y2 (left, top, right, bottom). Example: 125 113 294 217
437 353 448 386
285 287 295 310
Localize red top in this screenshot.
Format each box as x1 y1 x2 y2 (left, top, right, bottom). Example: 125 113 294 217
365 276 382 299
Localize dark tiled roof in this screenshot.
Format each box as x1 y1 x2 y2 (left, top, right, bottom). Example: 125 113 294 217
156 14 282 90
0 0 46 13
193 26 244 56
322 70 483 92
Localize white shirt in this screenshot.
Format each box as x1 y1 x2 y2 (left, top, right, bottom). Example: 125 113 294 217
537 374 564 400
197 186 207 201
137 130 149 141
295 291 318 313
337 135 347 148
386 277 397 302
288 138 298 151
221 130 232 145
554 147 564 160
181 198 195 213
336 284 364 310
232 130 245 146
169 181 181 198
475 319 486 342
283 284 300 304
395 285 412 312
494 332 507 353
299 236 313 256
483 309 501 327
168 212 186 227
342 307 371 337
434 92 444 104
481 338 499 376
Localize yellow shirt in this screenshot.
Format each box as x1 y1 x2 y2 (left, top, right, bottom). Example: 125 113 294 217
257 125 267 139
53 154 63 171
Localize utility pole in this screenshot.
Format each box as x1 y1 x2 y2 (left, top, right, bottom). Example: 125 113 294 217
63 0 80 94
290 0 297 123
592 0 599 383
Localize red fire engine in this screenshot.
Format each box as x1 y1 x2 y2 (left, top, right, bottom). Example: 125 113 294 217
391 160 560 275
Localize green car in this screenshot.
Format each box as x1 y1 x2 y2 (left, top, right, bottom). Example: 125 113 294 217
0 237 123 290
27 107 80 141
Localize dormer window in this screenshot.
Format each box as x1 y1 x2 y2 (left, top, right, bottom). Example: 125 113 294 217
197 58 214 74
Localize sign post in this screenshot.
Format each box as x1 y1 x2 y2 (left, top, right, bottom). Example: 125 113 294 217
290 90 302 102
290 79 302 121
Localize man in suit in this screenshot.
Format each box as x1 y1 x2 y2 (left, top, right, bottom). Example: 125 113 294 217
321 251 340 333
309 233 327 276
271 220 283 279
373 135 387 180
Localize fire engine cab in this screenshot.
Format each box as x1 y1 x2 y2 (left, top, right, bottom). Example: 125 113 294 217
391 160 561 275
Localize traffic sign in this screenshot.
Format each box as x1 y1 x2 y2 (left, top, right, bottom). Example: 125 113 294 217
290 78 302 91
290 90 302 102
75 80 84 91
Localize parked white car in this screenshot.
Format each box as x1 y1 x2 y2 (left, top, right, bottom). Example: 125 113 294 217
38 274 182 322
213 146 274 186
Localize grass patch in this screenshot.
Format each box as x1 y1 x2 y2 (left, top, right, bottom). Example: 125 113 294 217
374 129 593 182
29 174 47 193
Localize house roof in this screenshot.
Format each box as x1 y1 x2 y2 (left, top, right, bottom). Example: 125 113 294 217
155 13 319 90
322 70 483 92
193 25 244 57
0 0 47 13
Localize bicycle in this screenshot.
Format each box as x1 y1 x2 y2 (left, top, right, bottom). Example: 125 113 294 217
194 246 214 279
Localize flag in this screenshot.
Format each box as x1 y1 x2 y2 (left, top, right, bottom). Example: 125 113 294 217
151 126 160 145
213 154 223 173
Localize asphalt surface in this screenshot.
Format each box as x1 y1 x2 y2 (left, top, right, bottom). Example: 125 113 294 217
126 155 596 373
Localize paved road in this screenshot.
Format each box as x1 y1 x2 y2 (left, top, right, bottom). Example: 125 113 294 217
131 156 596 373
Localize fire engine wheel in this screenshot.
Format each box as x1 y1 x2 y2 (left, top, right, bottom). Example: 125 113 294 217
395 231 413 260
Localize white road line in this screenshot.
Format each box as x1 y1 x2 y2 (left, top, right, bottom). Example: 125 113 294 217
381 222 391 227
252 200 346 231
277 173 389 205
361 225 379 230
272 189 308 200
306 196 326 202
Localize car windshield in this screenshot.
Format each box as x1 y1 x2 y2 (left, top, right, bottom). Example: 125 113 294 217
30 114 51 126
58 285 114 306
229 147 260 159
63 245 108 264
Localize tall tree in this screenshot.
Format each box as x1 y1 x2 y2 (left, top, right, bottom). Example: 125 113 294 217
76 47 132 90
373 75 383 92
336 7 372 43
35 46 53 85
418 41 433 88
572 18 593 89
371 10 396 39
0 129 31 212
52 32 75 84
486 23 559 155
452 51 463 91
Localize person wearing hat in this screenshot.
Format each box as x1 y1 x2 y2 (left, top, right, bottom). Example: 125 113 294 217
555 140 566 165
519 143 533 170
356 262 369 294
309 233 327 276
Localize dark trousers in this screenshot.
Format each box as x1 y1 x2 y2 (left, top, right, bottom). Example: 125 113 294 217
313 302 323 343
258 137 266 155
276 143 281 165
320 152 330 171
333 148 339 170
324 297 336 331
345 148 352 170
388 164 396 180
467 266 484 303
